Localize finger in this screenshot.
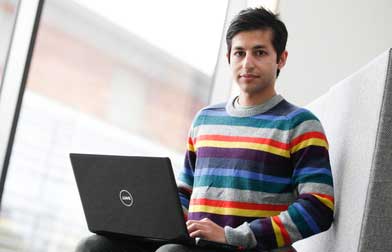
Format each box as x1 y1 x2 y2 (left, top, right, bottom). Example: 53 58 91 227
189 229 204 238
200 218 211 222
187 223 197 233
186 220 202 226
186 220 201 229
186 220 195 225
187 223 205 233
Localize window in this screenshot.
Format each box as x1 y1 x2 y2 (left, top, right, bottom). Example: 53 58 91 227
0 0 227 251
0 0 20 89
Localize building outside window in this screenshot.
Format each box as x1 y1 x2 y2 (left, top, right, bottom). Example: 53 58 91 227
0 0 228 251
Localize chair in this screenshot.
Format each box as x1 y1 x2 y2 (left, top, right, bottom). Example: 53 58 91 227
293 48 392 251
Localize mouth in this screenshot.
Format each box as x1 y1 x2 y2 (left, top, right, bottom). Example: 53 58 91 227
240 73 259 80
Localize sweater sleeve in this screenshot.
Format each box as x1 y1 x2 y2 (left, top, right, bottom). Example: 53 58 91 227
247 110 334 250
177 124 197 220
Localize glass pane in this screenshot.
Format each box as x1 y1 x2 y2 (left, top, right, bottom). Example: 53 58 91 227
0 0 227 251
0 0 20 89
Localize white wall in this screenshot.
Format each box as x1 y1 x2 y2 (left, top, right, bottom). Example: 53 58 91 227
277 0 392 106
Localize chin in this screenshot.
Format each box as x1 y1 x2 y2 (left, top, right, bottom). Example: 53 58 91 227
239 83 266 94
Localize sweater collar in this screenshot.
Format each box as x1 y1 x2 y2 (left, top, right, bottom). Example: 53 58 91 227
225 94 283 117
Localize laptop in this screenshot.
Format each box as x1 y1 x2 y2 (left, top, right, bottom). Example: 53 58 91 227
70 153 243 251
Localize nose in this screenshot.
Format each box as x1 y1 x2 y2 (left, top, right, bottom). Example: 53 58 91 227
243 53 255 70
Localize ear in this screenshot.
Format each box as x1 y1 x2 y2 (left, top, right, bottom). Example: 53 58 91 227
226 52 230 64
277 50 288 70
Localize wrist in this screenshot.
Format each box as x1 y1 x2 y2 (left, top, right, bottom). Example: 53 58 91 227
224 222 257 249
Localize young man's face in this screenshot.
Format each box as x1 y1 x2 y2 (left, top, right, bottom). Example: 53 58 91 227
228 29 287 98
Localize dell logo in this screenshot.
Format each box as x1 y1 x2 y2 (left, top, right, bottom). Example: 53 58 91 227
119 190 134 207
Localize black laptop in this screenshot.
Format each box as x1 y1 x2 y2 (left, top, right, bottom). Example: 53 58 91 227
70 153 243 251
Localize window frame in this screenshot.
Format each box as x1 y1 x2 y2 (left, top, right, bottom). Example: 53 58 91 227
0 0 44 205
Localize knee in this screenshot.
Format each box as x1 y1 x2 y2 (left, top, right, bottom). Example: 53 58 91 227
156 244 189 252
75 235 115 252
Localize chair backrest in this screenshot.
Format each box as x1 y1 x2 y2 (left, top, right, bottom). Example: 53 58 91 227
293 49 392 252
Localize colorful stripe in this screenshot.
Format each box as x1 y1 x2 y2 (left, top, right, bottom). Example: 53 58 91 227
197 146 289 163
290 111 320 128
271 217 285 247
195 134 289 150
272 216 291 246
180 196 190 208
180 165 194 176
293 167 332 178
291 138 328 153
194 168 292 184
191 186 295 205
294 173 333 186
312 193 334 210
189 200 285 218
195 140 290 157
292 203 320 234
194 115 292 130
194 108 318 130
287 205 313 237
187 137 195 151
179 172 193 187
195 156 293 177
178 184 192 195
194 175 291 193
191 198 288 211
198 107 307 121
194 124 291 143
250 218 278 249
290 131 328 147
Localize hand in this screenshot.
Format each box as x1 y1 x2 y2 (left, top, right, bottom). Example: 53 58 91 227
186 218 227 243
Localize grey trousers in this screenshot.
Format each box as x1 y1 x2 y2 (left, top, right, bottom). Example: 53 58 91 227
75 235 220 252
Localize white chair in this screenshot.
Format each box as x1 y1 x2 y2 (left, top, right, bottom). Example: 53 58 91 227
293 49 392 251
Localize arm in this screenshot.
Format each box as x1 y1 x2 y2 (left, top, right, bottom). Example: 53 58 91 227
178 129 196 220
226 111 334 250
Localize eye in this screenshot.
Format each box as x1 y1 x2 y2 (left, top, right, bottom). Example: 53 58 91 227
255 50 267 56
233 51 245 57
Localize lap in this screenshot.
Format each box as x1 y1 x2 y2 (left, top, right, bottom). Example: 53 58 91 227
75 234 161 252
156 244 217 252
156 243 259 252
75 235 256 252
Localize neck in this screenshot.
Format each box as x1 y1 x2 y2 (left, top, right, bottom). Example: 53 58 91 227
238 88 277 106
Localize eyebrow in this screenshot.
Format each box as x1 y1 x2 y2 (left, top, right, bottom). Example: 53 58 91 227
232 45 267 50
253 45 267 50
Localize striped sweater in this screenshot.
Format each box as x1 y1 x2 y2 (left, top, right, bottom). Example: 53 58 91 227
178 95 334 251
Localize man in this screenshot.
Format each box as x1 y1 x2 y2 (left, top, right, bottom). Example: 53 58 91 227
76 7 334 252
159 6 334 252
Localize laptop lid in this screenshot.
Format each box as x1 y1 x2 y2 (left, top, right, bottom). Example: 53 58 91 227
70 153 189 241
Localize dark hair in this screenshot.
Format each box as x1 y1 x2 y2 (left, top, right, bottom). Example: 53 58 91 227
226 7 288 77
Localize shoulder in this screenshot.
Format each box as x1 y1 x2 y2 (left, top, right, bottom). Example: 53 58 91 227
269 99 319 125
287 109 326 143
274 99 316 121
272 100 324 134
